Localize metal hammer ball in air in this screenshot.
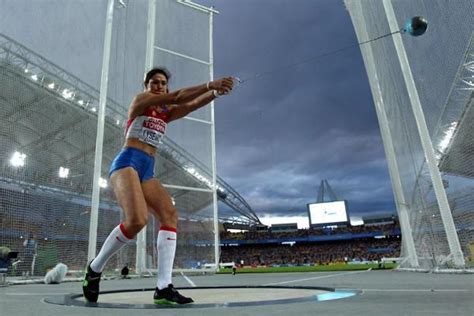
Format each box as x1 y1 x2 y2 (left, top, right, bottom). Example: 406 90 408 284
404 16 428 36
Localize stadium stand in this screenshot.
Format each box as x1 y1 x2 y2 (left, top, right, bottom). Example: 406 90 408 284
220 223 401 266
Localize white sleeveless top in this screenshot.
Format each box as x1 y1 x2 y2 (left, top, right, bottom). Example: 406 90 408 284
125 106 171 148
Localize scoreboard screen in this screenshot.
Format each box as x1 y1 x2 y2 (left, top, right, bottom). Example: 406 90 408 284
307 201 348 226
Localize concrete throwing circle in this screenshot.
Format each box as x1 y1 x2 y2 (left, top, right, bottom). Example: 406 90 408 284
44 286 360 309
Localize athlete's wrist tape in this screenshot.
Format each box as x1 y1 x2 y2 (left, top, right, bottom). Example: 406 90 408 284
212 90 220 98
206 82 211 90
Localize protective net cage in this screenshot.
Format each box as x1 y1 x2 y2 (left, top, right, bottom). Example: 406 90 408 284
0 0 219 278
345 0 473 270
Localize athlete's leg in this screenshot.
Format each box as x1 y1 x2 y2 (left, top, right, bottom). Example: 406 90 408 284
142 178 177 226
142 178 177 288
83 167 148 303
142 178 193 304
90 167 148 272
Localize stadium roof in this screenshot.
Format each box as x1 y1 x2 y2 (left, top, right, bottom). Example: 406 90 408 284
438 93 474 178
437 38 474 179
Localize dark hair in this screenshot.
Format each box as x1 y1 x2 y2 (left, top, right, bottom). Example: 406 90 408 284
143 67 172 87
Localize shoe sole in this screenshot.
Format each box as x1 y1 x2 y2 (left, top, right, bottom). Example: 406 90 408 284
84 296 98 303
83 285 99 303
154 298 178 305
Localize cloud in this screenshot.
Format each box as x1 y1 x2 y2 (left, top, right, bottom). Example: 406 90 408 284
216 126 394 217
198 0 396 219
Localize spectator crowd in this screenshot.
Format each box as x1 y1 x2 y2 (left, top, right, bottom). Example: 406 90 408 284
219 223 401 266
220 237 400 266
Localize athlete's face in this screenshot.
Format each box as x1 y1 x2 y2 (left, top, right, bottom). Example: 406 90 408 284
147 73 168 94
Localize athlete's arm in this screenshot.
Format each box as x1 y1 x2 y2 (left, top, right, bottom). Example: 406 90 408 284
167 90 223 122
128 77 233 119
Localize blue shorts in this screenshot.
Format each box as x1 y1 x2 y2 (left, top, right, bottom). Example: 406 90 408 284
109 147 155 182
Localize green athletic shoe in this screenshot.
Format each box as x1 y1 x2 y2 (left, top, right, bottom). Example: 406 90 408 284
82 260 101 303
153 284 194 305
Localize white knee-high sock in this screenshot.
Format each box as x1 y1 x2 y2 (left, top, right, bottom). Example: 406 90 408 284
156 226 177 289
90 223 133 273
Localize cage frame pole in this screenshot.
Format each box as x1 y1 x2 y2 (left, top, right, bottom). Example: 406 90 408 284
349 0 418 267
87 0 115 262
208 7 221 272
133 0 158 276
382 0 464 267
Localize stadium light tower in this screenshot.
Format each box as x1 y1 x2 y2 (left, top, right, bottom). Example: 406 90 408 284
317 179 339 203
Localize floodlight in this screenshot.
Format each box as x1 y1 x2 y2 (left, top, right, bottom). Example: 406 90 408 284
59 167 70 178
10 151 26 167
61 89 74 100
47 82 55 89
31 74 38 81
185 166 213 187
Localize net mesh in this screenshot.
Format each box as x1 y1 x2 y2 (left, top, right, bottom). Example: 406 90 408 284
344 0 474 270
153 0 216 270
0 0 217 278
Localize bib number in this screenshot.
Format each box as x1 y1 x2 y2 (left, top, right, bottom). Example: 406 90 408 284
139 129 163 146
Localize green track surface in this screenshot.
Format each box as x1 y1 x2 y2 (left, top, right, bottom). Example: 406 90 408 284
218 263 397 273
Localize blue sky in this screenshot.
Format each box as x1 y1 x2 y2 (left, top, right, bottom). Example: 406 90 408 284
197 0 396 223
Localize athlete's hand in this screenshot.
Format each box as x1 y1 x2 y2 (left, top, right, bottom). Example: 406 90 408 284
209 77 234 95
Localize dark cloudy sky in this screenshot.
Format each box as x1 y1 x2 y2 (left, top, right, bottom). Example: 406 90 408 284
196 0 396 221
